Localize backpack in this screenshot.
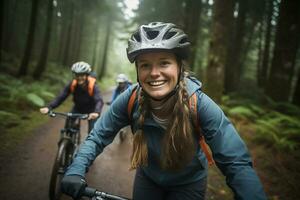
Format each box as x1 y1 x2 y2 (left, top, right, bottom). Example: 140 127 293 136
70 76 96 96
127 85 215 166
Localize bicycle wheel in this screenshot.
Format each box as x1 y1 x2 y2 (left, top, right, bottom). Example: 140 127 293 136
49 139 73 200
75 123 81 147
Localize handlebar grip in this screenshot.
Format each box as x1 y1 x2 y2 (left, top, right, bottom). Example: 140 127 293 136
83 187 97 198
81 114 89 120
48 111 56 117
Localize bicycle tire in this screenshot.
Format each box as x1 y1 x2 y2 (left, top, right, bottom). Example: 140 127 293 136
49 139 73 200
75 122 81 146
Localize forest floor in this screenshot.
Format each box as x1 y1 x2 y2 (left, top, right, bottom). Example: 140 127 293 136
230 118 300 200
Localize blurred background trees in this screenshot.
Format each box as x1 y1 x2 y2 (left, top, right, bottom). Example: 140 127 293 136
1 0 299 106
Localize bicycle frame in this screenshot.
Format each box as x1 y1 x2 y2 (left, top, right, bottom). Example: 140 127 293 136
48 111 88 200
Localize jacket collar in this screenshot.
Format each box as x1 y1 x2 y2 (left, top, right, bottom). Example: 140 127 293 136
184 76 202 97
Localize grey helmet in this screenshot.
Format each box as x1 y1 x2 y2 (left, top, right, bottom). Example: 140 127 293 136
71 61 91 74
116 73 128 83
126 22 190 63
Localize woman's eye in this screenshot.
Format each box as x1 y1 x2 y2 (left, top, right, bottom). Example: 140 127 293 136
160 61 170 66
140 63 149 68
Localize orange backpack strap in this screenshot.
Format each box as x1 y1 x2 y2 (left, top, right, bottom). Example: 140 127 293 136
127 85 138 119
70 79 77 93
70 76 96 96
87 76 96 96
189 93 215 166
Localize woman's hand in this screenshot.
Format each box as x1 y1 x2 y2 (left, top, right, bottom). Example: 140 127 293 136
61 175 87 199
88 112 99 120
40 107 49 114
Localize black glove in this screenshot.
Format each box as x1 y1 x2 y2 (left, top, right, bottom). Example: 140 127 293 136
61 175 87 200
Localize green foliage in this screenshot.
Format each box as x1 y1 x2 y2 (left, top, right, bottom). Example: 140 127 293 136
223 95 300 151
228 106 258 120
26 93 45 107
0 63 71 154
0 110 20 129
255 111 300 151
265 97 300 116
0 74 56 111
0 62 69 115
40 91 55 98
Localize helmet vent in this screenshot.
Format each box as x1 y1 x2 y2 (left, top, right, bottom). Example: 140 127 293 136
132 32 141 42
146 30 159 40
179 37 188 44
164 31 177 40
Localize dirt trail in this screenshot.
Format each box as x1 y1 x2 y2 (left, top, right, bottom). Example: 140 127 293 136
0 90 135 200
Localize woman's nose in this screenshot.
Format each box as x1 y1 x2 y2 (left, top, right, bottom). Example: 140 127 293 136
150 65 160 76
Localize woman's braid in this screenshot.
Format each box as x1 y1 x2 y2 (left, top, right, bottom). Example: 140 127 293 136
130 90 149 169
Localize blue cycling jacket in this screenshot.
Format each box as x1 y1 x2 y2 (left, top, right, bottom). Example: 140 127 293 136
66 77 267 200
111 82 132 103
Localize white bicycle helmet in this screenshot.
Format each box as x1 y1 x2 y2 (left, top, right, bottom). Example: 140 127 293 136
116 74 128 83
126 22 190 63
71 61 91 74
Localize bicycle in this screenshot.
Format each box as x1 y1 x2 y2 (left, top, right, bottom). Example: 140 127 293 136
83 186 132 200
48 110 88 200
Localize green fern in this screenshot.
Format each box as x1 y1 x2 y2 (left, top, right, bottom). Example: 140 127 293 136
40 91 55 98
254 111 300 151
26 93 45 107
228 106 258 119
248 104 265 115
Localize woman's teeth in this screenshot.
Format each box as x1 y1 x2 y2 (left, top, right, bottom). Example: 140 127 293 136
149 81 165 86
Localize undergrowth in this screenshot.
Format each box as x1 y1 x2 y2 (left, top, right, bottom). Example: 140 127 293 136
0 63 71 155
222 95 300 152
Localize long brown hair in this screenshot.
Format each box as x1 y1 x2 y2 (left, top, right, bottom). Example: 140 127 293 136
130 72 196 171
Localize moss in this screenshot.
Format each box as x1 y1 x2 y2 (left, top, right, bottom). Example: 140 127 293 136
0 99 72 156
0 110 48 154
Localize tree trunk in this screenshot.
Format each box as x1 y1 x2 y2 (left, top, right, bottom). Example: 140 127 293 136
184 0 202 71
206 0 235 103
68 8 79 63
0 0 4 63
259 0 274 87
98 17 111 80
224 0 248 93
57 17 67 64
91 26 100 68
70 7 84 62
62 2 74 67
18 0 39 77
293 68 300 106
33 0 53 79
240 18 261 77
74 16 83 61
3 0 17 54
256 22 264 86
265 0 300 102
56 0 67 64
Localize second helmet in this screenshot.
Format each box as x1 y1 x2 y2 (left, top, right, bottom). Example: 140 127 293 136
71 61 91 74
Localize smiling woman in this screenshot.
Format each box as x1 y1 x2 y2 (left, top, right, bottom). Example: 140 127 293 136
60 22 267 200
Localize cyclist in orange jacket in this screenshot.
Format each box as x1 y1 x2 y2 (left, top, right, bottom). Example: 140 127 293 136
40 61 104 132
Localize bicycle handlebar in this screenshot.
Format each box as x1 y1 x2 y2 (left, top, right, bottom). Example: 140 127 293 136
48 110 88 120
83 186 131 200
